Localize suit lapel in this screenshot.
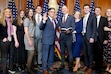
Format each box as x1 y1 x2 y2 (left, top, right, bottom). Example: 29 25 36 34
87 14 91 24
65 15 69 23
98 16 102 29
48 17 55 29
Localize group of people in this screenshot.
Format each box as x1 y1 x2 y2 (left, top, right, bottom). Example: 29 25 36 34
0 3 111 74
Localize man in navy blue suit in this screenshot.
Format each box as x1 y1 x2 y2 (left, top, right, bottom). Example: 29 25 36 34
59 5 75 72
39 8 58 74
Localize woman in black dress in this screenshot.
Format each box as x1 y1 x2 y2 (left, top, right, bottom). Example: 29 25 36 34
13 10 26 71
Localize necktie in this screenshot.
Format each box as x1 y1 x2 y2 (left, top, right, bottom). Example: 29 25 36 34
38 14 40 24
52 20 55 29
63 15 65 24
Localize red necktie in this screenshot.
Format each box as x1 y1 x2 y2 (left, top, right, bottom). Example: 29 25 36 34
52 20 55 29
63 15 65 24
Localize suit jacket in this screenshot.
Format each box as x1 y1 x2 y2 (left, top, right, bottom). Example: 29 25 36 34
97 16 108 43
0 23 8 40
39 17 58 45
84 14 97 41
59 14 75 41
35 14 42 39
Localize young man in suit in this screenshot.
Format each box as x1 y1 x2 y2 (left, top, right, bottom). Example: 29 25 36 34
39 8 58 74
94 7 108 74
59 5 75 72
34 5 43 69
82 4 97 74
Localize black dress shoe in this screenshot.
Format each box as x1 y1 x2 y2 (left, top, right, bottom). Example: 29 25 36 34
59 64 65 70
27 69 35 74
96 69 102 74
69 66 73 72
49 67 56 71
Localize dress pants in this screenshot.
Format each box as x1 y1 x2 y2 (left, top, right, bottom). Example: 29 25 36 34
82 35 93 69
93 36 103 71
1 41 15 72
35 38 42 65
42 44 54 70
60 33 73 65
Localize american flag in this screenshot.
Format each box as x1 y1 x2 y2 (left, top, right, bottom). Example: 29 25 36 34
26 0 35 11
8 0 18 19
55 0 65 60
74 0 80 12
56 0 65 21
90 0 95 14
42 0 49 15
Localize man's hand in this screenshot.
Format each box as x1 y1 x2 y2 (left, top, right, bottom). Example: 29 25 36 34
103 40 108 45
89 38 94 43
3 38 8 42
66 30 70 34
43 13 48 22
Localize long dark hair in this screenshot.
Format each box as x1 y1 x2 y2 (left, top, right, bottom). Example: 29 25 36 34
25 8 35 25
17 10 25 26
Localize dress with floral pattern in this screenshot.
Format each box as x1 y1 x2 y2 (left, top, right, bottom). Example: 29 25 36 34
103 20 111 63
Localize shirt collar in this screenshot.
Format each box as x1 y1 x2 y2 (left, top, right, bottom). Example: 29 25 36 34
48 16 53 21
35 13 41 17
64 13 68 17
97 15 101 18
85 12 90 17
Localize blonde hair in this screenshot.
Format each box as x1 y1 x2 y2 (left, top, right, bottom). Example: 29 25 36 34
0 8 13 26
73 11 82 19
105 8 111 17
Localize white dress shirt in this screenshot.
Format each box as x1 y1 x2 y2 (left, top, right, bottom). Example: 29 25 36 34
62 13 68 23
48 16 56 29
97 15 101 28
35 13 42 25
83 13 90 33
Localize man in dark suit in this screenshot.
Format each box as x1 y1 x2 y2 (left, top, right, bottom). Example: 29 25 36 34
39 8 58 74
59 5 75 72
82 4 97 74
94 7 108 74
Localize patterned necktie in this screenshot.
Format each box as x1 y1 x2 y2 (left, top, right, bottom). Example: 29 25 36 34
38 14 40 24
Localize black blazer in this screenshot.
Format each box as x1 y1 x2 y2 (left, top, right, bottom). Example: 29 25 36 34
0 23 8 40
84 14 97 41
97 16 108 43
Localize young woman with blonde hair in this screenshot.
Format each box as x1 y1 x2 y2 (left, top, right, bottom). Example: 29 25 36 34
0 8 15 74
103 8 111 73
